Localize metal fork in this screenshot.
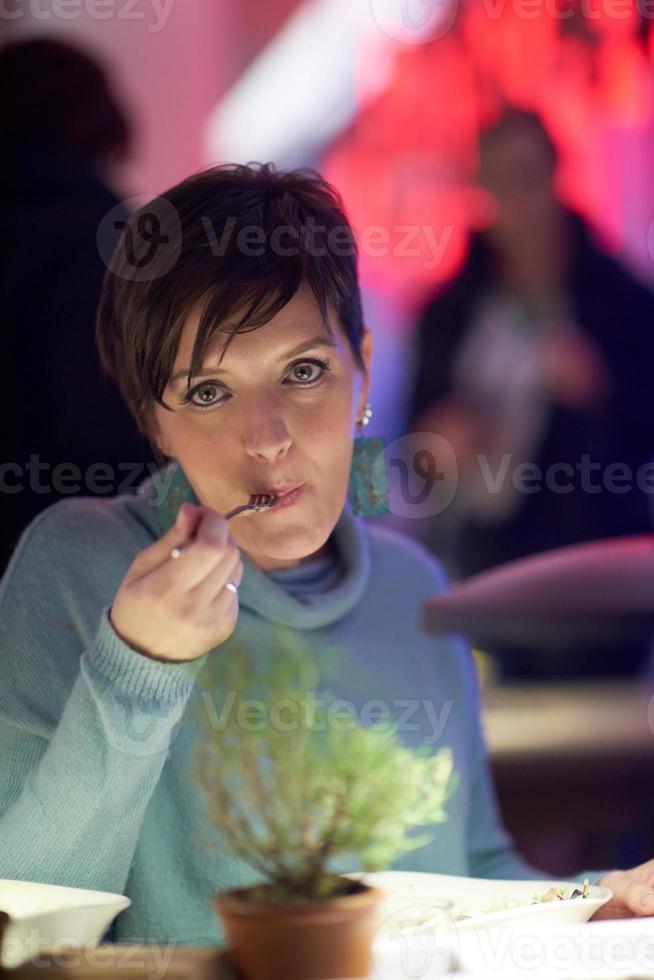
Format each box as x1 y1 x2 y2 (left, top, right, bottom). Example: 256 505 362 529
225 494 280 521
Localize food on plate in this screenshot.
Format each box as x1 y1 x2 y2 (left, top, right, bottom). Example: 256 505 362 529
453 878 591 921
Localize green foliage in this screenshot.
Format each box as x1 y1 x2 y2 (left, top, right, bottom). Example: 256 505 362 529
193 628 457 902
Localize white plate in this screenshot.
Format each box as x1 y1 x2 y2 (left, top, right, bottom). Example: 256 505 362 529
0 879 131 968
351 871 611 933
346 871 612 979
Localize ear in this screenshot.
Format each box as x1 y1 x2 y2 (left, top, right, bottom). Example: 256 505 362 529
355 327 374 423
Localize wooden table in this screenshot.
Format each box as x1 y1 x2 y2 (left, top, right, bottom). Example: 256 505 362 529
482 680 654 874
1 941 234 978
0 912 234 979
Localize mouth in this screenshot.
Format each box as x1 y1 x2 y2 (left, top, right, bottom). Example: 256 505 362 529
252 483 304 498
249 483 305 512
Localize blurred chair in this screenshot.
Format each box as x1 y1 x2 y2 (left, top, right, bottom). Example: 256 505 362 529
423 534 654 875
424 534 654 658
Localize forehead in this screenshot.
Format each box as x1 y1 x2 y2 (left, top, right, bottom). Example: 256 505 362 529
173 284 348 370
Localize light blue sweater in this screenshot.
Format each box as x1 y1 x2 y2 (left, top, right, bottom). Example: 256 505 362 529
0 464 602 946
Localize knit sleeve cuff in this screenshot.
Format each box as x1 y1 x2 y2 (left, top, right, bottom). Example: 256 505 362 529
82 605 210 705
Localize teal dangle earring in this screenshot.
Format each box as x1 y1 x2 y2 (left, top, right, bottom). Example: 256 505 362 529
347 403 390 517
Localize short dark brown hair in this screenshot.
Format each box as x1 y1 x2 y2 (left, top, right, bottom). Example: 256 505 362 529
96 162 365 457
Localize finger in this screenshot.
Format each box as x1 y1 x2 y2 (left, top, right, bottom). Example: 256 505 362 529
162 538 239 594
195 509 238 549
149 510 234 592
200 557 244 638
125 503 203 584
176 510 237 587
187 550 244 608
619 878 654 915
208 553 244 607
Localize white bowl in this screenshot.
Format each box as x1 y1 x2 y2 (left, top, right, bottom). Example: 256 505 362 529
0 879 131 968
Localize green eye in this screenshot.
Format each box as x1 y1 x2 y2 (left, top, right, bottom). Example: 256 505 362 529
288 358 332 384
182 383 226 410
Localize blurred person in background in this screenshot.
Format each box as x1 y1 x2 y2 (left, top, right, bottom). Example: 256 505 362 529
0 38 155 575
407 109 654 680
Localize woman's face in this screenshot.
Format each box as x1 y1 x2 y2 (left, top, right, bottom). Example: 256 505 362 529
152 284 373 571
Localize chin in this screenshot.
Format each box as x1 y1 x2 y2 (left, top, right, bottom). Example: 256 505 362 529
267 530 325 561
250 517 332 563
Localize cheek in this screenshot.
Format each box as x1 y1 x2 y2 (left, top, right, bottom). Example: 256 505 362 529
156 415 207 468
298 393 353 456
302 401 355 498
303 399 348 435
155 410 234 498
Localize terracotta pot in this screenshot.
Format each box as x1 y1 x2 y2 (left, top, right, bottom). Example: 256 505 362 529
213 879 384 980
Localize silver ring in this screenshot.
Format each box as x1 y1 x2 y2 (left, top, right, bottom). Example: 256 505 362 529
224 580 239 595
170 546 185 560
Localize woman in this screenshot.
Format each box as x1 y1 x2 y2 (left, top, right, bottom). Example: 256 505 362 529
0 164 650 947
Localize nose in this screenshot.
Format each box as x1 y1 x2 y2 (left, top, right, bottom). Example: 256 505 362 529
242 399 292 462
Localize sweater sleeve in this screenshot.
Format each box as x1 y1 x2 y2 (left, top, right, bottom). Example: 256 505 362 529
0 505 209 896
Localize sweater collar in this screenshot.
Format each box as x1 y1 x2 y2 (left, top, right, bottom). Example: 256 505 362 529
131 462 370 630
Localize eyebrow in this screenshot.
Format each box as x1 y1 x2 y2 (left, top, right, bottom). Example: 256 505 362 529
169 335 338 386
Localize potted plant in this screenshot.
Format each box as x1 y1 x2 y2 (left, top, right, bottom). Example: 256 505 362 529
192 629 457 980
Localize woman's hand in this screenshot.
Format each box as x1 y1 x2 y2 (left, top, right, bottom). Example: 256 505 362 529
109 503 244 663
593 860 654 919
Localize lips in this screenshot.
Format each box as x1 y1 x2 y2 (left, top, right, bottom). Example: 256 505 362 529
253 482 304 498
